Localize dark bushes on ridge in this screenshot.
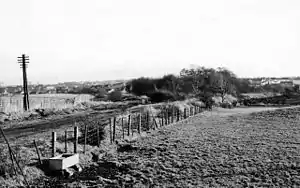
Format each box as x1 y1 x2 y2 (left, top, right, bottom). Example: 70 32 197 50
147 90 177 103
108 90 122 102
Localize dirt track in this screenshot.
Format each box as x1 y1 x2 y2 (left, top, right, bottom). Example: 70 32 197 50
0 109 122 142
37 106 300 187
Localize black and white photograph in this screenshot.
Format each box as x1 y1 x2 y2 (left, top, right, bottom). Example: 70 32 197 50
0 0 300 187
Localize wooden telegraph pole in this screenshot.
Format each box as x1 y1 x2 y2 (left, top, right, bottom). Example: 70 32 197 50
17 54 30 111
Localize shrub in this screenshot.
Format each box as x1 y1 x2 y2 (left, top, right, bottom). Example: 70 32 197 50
94 88 107 99
130 77 156 96
108 91 122 102
220 102 233 109
147 90 176 103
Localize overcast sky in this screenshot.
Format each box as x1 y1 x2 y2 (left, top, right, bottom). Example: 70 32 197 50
0 0 299 85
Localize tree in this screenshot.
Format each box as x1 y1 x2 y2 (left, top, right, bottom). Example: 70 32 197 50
130 77 156 96
214 69 236 102
156 74 181 94
180 66 208 94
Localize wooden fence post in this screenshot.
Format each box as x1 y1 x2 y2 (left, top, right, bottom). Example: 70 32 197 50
165 110 168 125
138 113 142 134
121 117 125 139
52 132 56 157
83 124 87 154
127 115 131 136
131 114 134 136
33 140 42 165
148 112 151 130
109 118 113 144
65 130 68 153
186 108 188 117
153 115 158 129
113 117 116 142
146 112 149 130
74 126 78 153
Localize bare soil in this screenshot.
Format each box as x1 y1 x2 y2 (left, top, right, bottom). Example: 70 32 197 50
0 109 121 142
34 106 300 187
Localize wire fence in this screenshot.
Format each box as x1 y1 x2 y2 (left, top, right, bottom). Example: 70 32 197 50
46 105 204 156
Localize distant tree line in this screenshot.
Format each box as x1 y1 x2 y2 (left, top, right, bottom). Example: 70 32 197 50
64 66 299 105
126 66 259 104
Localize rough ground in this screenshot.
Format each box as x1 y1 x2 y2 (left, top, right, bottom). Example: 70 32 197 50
37 107 300 187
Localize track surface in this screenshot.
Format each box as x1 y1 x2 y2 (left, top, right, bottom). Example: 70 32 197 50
1 109 121 142
38 106 300 187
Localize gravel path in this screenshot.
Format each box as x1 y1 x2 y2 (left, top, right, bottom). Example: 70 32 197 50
39 107 300 188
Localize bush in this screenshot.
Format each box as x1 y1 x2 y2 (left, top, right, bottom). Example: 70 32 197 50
94 88 107 99
220 102 233 109
197 92 214 109
130 77 157 96
147 90 176 103
108 91 122 102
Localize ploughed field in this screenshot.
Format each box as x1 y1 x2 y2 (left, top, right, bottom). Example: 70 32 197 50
39 107 300 187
